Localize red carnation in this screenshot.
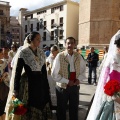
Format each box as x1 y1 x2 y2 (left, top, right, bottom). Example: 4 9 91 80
104 80 120 96
14 105 27 115
10 97 27 116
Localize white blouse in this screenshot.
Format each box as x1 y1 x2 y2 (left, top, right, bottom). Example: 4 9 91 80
51 53 86 84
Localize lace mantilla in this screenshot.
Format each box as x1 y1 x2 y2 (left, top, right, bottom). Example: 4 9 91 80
19 47 45 71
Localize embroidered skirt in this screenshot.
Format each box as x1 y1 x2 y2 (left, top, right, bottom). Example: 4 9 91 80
19 73 52 120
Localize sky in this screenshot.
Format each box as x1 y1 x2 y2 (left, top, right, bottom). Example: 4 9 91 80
2 0 79 16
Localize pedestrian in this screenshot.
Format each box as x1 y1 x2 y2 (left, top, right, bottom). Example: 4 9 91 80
87 47 99 85
5 31 52 120
44 46 50 57
0 48 9 120
99 46 109 73
51 37 86 120
2 47 10 63
86 30 120 120
8 44 17 60
46 45 59 110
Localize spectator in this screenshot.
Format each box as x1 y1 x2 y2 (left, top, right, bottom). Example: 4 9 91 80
87 47 99 85
44 46 50 57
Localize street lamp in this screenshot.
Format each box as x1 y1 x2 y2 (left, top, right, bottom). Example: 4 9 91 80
39 19 44 29
53 24 64 46
54 26 59 46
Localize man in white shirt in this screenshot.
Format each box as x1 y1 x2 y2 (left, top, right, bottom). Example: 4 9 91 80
51 37 86 120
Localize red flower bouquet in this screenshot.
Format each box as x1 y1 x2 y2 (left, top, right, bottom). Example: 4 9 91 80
10 96 27 115
104 80 120 97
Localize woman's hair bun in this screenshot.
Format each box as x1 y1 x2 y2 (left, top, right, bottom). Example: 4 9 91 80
26 32 39 44
114 34 120 48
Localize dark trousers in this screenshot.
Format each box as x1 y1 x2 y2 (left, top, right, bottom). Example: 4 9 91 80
88 66 97 84
56 85 80 120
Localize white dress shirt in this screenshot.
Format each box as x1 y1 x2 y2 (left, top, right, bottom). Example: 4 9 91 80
51 53 86 84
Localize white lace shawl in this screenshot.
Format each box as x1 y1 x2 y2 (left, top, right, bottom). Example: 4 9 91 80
5 45 45 118
19 47 45 71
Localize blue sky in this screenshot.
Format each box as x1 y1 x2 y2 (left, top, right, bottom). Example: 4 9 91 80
2 0 79 16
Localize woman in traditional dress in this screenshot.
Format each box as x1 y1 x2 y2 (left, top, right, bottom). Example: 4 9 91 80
86 30 120 120
0 48 9 120
5 31 52 120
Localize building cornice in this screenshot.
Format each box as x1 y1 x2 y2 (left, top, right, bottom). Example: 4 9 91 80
23 0 79 16
0 4 11 8
19 8 28 11
0 1 11 8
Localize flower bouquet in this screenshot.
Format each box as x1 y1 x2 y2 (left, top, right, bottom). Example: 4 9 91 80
9 96 27 116
104 79 120 99
96 80 120 120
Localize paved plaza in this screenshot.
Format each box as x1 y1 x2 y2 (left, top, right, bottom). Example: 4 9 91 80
52 67 98 120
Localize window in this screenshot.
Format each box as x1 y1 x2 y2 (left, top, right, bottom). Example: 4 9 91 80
51 31 54 36
31 14 33 19
59 44 63 49
17 29 19 32
25 16 27 20
51 5 63 13
44 21 46 30
37 10 46 15
25 25 27 33
60 5 63 11
37 22 39 31
59 36 63 39
60 30 63 35
51 31 54 40
51 19 54 28
60 17 63 27
1 25 4 34
0 10 3 15
25 14 33 20
43 32 46 41
59 30 63 39
31 24 33 32
51 8 54 13
17 36 19 39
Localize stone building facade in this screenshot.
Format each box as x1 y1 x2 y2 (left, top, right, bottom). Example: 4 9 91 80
10 16 21 47
78 0 120 49
18 0 79 49
0 1 11 47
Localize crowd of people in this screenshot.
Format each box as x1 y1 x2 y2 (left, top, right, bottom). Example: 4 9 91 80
0 30 120 120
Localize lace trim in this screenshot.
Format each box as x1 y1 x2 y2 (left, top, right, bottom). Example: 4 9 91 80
19 47 45 71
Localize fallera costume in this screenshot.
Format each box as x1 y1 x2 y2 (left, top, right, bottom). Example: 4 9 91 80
5 47 52 120
87 30 120 120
